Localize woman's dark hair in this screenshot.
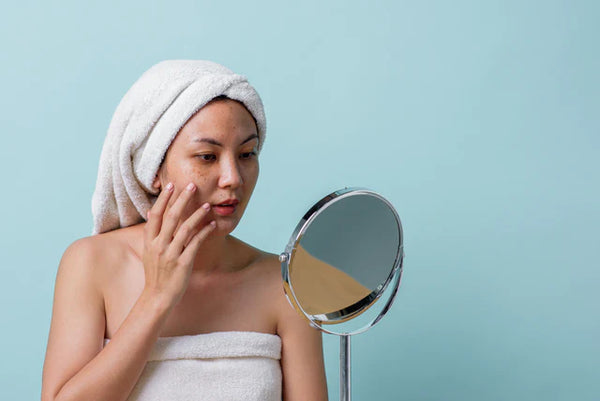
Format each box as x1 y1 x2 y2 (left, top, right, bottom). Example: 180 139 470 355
210 94 230 102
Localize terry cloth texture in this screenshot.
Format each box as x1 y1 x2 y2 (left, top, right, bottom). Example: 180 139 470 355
103 331 282 401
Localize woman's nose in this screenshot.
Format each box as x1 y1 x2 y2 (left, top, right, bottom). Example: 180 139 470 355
218 157 243 188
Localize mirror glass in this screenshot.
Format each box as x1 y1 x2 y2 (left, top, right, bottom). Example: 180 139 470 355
282 188 403 335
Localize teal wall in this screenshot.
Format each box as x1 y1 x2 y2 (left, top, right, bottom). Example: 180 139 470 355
1 1 598 399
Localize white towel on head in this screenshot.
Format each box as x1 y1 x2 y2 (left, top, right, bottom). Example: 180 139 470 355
91 60 267 235
104 331 282 401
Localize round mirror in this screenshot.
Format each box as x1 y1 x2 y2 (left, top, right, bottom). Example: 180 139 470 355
280 187 404 336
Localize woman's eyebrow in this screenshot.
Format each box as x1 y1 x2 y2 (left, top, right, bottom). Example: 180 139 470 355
191 133 258 147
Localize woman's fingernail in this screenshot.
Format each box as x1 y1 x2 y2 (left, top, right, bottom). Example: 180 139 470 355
186 182 195 191
203 203 210 210
166 182 174 191
210 221 216 227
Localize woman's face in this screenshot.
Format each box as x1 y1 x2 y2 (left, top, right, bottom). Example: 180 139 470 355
153 98 260 235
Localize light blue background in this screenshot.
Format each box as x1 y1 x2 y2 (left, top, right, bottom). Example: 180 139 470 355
1 1 598 399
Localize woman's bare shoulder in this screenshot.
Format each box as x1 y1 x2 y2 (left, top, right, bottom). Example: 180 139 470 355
57 225 140 289
58 235 105 277
245 248 280 278
241 246 294 315
227 236 278 269
255 249 280 268
63 227 128 261
228 237 284 297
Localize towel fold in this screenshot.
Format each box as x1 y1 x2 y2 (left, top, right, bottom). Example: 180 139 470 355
104 331 282 401
91 60 267 235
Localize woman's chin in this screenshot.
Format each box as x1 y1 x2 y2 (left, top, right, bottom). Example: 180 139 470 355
212 218 239 236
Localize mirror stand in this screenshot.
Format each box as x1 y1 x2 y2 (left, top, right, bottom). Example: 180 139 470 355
341 335 351 401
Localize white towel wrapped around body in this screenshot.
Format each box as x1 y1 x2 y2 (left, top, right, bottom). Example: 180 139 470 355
91 60 267 235
103 331 282 401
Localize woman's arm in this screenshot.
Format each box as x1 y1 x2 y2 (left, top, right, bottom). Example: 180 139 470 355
42 182 216 401
276 280 329 401
41 237 173 401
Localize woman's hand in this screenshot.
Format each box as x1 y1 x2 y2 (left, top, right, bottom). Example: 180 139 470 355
142 182 215 307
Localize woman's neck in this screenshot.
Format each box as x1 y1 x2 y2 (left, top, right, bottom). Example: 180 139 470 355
191 234 235 274
127 222 243 275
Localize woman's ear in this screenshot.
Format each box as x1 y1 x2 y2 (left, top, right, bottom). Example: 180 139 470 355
152 174 161 190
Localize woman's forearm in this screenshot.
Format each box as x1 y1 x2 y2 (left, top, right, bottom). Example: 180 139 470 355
53 290 173 401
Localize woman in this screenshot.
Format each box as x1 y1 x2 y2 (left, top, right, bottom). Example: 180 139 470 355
41 60 328 401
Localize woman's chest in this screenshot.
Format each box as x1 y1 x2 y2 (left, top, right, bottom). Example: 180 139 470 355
102 259 278 338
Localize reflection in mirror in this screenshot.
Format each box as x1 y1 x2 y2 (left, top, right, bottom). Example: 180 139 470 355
291 244 372 316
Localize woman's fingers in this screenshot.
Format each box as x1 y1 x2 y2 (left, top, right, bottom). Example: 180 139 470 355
144 182 174 242
179 220 217 266
170 202 214 256
158 183 197 246
140 181 215 307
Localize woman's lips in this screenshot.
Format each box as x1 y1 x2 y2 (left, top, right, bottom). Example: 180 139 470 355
213 204 236 216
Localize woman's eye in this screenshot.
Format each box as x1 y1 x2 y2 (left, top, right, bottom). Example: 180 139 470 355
240 151 257 159
197 154 216 162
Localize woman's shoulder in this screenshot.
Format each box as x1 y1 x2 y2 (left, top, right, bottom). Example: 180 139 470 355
232 240 296 320
57 225 142 288
235 240 322 343
229 237 284 293
64 225 139 263
228 236 279 270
